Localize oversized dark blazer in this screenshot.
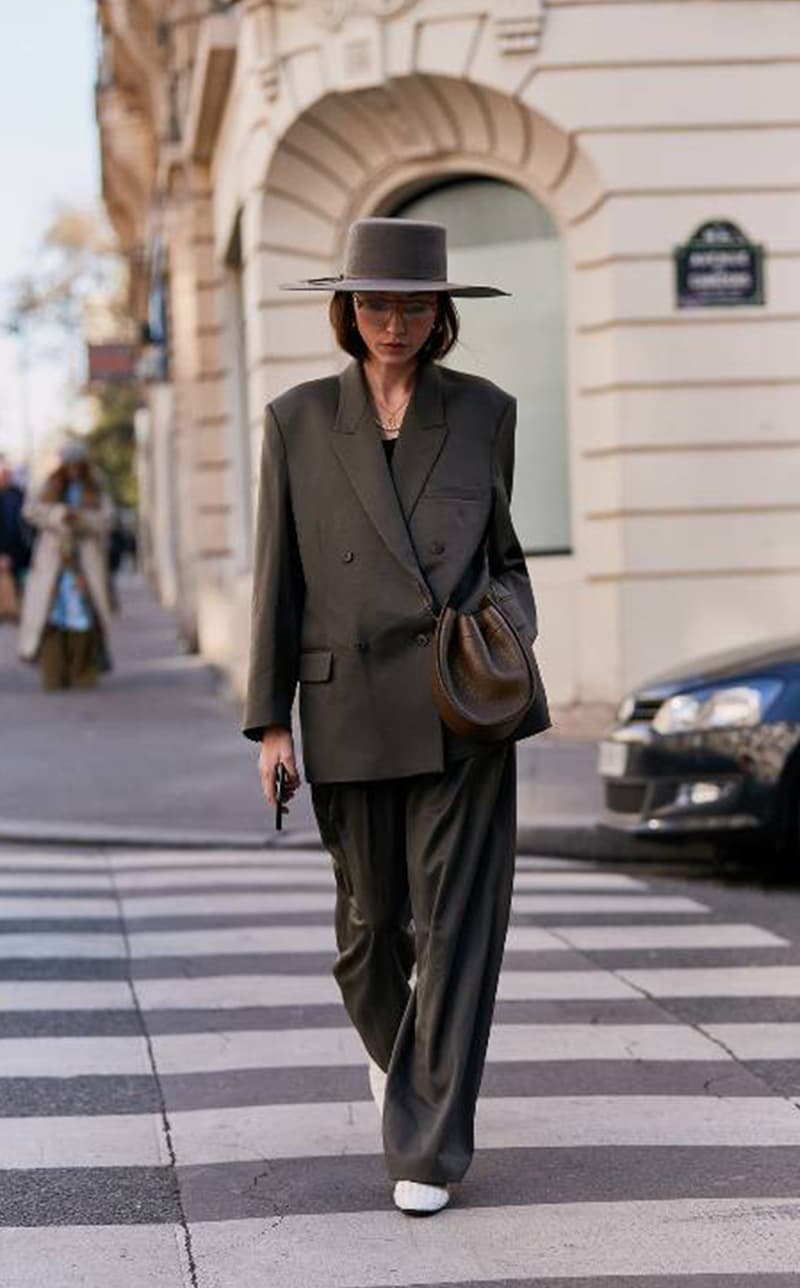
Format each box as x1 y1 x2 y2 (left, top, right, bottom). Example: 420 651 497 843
243 358 550 782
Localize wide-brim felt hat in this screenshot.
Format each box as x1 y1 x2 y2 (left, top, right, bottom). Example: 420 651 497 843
281 218 508 298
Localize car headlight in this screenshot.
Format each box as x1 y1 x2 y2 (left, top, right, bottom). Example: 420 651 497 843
616 694 636 723
652 681 782 735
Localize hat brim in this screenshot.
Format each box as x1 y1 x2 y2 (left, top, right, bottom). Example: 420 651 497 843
280 277 508 298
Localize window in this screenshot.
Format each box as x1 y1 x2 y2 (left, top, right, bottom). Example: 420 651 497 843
394 179 570 554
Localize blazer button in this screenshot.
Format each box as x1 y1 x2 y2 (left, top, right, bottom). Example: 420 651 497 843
355 640 369 652
415 632 431 647
341 551 355 563
430 541 445 555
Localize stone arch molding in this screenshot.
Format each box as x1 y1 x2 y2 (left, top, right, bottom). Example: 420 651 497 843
250 72 605 400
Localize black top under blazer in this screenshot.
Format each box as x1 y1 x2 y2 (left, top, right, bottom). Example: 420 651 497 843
243 358 550 782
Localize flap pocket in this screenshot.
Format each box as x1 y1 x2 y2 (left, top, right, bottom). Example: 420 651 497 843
299 650 333 683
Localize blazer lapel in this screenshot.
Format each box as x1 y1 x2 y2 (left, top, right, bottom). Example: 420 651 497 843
330 361 422 582
391 361 448 521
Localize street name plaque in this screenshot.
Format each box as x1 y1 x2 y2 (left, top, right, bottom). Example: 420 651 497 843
675 220 764 308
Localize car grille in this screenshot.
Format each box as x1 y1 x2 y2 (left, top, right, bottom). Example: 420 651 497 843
605 781 647 815
627 697 662 724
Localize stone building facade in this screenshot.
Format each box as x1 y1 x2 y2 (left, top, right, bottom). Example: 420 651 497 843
96 0 800 708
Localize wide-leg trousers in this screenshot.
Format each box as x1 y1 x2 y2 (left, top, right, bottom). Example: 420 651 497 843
311 743 516 1185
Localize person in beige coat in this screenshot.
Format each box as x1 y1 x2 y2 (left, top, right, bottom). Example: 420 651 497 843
244 219 549 1216
19 439 114 689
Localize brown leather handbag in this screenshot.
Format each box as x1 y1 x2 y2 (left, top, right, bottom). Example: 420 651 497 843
432 592 537 742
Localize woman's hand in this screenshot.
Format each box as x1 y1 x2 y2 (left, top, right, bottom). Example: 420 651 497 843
259 725 301 808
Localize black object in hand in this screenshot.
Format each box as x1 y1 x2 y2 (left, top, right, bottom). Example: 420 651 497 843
275 763 288 832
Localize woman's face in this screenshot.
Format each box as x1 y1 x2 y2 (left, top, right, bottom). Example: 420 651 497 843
353 292 437 366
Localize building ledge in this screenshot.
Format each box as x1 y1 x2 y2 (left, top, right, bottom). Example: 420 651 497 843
184 12 238 164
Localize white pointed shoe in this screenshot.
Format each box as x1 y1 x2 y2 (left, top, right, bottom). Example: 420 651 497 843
367 1058 387 1114
393 1181 450 1216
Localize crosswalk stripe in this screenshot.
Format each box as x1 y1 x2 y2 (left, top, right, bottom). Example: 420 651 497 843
0 1226 187 1286
0 982 134 1011
0 969 639 1012
701 1022 800 1058
0 1113 165 1169
136 969 641 1011
555 923 788 950
0 874 114 891
107 869 645 893
0 1035 150 1076
0 897 119 917
151 1022 727 1075
165 1095 800 1165
621 965 800 997
0 1022 728 1080
511 894 708 915
0 933 128 958
0 921 781 960
0 892 708 919
110 849 588 872
110 849 331 870
2 1095 796 1170
186 1198 800 1286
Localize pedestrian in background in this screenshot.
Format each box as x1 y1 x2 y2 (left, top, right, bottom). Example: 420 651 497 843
0 454 31 619
243 218 549 1215
19 438 114 689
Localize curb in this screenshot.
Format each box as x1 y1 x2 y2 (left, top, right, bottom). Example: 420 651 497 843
0 816 713 861
516 823 714 863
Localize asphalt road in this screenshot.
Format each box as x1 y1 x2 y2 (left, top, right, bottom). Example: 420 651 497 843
1 840 799 1285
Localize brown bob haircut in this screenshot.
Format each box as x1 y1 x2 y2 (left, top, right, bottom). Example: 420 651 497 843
329 291 460 362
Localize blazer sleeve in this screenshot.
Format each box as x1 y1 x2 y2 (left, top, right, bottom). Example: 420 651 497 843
487 397 538 642
242 406 305 741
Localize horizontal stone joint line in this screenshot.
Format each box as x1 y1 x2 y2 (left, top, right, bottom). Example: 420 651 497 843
586 503 800 522
587 566 800 584
583 440 800 459
580 377 800 396
577 312 800 334
577 121 800 138
253 241 331 263
535 54 800 73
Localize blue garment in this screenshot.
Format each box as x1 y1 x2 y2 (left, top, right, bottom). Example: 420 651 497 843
48 482 93 633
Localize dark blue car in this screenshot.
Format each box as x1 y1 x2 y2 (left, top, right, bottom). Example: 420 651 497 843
598 636 800 862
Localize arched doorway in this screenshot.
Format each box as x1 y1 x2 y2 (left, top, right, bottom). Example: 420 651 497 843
394 178 570 555
248 73 608 703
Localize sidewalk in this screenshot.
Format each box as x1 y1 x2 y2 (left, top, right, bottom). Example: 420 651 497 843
0 573 644 855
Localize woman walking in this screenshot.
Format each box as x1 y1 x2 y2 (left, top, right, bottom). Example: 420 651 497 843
19 439 114 689
243 218 549 1214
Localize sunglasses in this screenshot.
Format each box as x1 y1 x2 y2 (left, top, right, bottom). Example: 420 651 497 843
354 295 437 322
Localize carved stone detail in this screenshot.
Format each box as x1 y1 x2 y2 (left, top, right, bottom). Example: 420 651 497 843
304 1 417 32
245 0 281 101
494 0 546 56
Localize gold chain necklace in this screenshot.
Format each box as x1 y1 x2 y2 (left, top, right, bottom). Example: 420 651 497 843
372 392 411 436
